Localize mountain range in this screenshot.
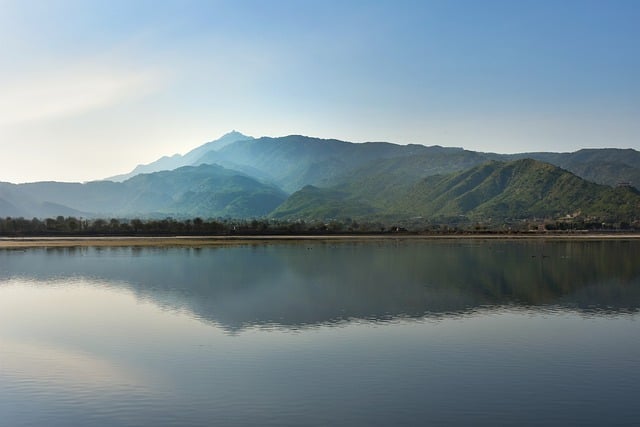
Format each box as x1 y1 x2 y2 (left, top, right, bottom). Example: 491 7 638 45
1 131 639 225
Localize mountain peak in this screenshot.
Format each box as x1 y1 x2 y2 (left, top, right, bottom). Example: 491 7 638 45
223 130 247 138
106 131 254 182
208 130 252 147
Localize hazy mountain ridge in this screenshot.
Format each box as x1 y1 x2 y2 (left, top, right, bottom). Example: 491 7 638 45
108 133 475 194
1 164 286 218
0 182 90 218
112 134 640 193
195 136 436 193
1 132 639 223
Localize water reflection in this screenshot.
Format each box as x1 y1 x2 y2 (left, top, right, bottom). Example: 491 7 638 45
1 240 639 330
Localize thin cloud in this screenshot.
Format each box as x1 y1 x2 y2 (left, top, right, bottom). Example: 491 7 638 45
0 61 165 126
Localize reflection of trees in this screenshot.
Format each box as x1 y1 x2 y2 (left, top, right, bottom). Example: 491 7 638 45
1 240 639 330
267 240 640 310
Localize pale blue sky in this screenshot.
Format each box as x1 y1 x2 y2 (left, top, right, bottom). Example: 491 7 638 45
1 0 638 183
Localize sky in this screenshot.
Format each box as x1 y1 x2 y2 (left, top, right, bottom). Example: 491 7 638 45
1 0 638 183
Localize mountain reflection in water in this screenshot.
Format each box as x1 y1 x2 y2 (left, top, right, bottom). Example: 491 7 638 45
1 240 639 330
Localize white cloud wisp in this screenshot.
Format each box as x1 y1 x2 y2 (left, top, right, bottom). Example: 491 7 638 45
0 62 164 127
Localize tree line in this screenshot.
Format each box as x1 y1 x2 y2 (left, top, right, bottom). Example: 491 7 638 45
0 216 392 236
0 215 638 237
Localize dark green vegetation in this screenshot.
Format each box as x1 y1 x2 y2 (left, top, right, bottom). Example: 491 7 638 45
0 216 393 236
1 132 639 228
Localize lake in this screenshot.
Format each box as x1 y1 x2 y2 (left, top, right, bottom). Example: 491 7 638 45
1 239 639 426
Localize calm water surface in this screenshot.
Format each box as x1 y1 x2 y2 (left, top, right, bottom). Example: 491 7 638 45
1 240 639 426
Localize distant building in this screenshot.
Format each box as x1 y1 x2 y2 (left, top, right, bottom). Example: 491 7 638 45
617 181 632 187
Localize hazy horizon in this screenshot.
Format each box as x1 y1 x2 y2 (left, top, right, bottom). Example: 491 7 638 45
1 0 638 183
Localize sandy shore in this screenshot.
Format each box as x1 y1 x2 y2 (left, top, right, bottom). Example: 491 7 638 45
1 234 639 248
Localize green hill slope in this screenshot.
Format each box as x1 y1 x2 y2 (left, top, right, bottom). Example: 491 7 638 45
402 159 638 220
508 148 640 189
273 159 640 223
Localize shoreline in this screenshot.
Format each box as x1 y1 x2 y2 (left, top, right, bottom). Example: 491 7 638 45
1 233 640 248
